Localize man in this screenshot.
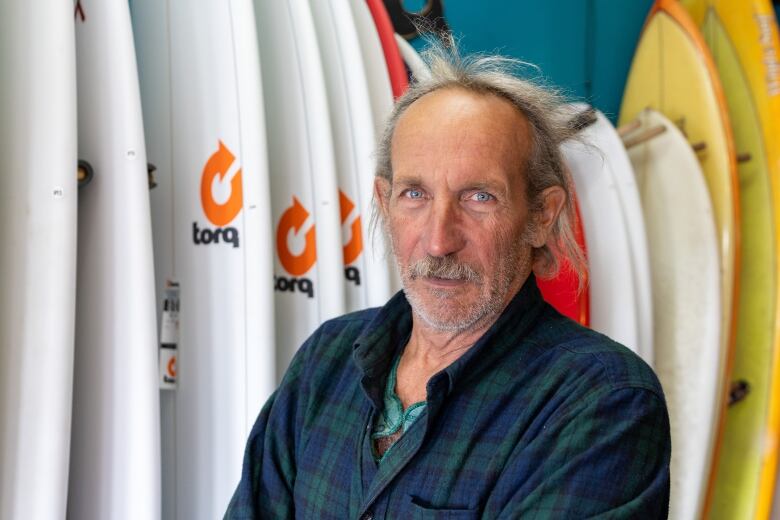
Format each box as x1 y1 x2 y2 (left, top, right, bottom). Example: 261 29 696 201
226 44 670 519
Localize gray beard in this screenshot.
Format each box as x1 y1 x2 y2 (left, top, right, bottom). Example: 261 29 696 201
397 239 526 334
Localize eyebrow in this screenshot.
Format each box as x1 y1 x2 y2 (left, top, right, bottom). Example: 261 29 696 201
392 175 423 186
392 176 510 196
467 181 507 194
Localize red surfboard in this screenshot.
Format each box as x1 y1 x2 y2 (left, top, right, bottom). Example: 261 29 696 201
537 202 590 326
366 0 408 98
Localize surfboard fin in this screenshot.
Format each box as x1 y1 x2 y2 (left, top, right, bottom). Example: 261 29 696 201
77 159 94 188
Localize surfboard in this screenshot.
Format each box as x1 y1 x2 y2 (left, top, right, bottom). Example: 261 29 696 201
366 0 409 98
625 108 722 520
349 0 395 136
0 2 77 519
535 204 590 327
130 0 275 518
254 0 346 377
395 33 432 82
679 2 780 518
594 110 654 365
619 2 740 515
578 108 654 363
348 0 402 291
69 2 160 518
561 107 641 359
308 0 394 312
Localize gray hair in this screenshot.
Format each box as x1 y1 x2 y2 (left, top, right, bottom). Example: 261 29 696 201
373 37 587 290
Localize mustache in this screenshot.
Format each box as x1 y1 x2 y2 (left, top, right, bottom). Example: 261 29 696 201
407 255 482 283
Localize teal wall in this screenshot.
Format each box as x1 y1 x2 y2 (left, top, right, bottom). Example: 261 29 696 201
405 0 654 123
775 0 780 29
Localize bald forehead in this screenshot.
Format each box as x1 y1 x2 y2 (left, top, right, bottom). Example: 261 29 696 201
391 87 534 173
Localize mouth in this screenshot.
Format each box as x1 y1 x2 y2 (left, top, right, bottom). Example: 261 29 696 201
422 276 471 288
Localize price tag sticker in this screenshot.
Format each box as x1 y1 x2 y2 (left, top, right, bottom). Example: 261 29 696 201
159 281 179 389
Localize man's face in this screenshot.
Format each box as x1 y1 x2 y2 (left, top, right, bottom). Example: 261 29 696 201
378 88 538 332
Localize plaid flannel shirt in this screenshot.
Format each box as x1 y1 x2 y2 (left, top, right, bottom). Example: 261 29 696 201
225 275 671 519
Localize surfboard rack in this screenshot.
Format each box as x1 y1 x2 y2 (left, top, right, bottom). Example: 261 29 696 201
621 125 666 149
77 159 94 188
382 0 450 40
566 107 598 134
616 119 641 138
728 379 750 406
147 163 158 190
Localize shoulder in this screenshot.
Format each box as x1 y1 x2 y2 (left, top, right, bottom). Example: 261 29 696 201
301 307 380 357
281 306 381 384
524 304 665 403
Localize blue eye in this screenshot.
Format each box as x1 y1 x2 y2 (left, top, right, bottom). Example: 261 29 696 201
405 189 423 199
471 192 494 202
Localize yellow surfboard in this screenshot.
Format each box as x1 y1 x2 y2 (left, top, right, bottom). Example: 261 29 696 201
679 2 780 519
619 1 740 518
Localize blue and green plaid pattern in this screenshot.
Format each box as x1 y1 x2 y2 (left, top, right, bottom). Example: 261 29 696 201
225 276 671 519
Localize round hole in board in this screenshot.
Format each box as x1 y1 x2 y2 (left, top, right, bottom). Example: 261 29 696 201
402 0 429 15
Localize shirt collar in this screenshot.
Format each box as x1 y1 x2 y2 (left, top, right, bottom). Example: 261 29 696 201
353 274 545 409
353 290 413 409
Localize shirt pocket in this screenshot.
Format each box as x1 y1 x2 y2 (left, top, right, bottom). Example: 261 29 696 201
408 495 480 520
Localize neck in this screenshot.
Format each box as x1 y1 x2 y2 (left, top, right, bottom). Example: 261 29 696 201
405 317 488 370
403 274 528 372
395 315 495 407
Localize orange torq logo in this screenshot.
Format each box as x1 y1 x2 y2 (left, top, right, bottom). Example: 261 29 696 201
201 140 243 226
193 141 242 248
276 196 317 276
167 356 177 378
339 191 363 265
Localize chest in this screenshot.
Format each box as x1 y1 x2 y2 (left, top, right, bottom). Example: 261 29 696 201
291 378 553 519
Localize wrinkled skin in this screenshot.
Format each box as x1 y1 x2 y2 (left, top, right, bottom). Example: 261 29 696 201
375 87 566 406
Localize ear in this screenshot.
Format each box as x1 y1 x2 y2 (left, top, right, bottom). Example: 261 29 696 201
529 185 566 247
374 176 392 217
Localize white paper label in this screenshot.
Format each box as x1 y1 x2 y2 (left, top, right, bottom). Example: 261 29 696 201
159 347 177 390
159 281 179 389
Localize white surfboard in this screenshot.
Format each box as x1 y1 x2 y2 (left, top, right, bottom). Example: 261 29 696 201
309 0 394 311
567 105 653 362
130 0 275 518
626 108 721 520
69 2 160 519
0 2 77 519
255 0 346 377
347 0 404 296
395 33 432 82
593 110 654 365
562 108 641 358
349 0 395 135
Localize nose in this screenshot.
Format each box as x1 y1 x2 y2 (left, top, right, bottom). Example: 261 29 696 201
423 198 465 257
